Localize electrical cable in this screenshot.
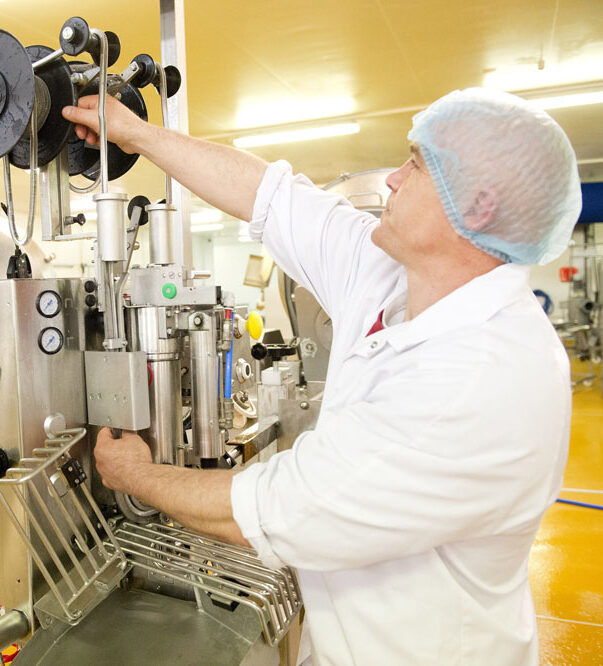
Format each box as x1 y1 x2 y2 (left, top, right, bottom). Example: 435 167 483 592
556 498 603 510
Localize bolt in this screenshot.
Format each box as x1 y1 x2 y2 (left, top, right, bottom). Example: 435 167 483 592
300 401 310 410
193 315 202 326
62 26 75 42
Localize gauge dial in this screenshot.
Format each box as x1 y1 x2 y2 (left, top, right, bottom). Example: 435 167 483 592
38 327 63 355
36 290 62 318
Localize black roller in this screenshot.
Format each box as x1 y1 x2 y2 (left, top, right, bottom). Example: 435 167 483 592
60 18 120 68
89 30 121 68
9 45 77 169
68 82 147 181
0 31 34 158
128 195 151 225
156 65 181 98
130 54 156 89
59 17 90 57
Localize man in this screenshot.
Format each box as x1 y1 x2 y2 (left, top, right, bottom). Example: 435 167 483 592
62 87 581 665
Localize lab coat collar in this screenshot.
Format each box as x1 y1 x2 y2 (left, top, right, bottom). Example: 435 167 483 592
351 264 531 358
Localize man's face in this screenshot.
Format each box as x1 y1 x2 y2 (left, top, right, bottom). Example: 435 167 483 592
371 143 456 266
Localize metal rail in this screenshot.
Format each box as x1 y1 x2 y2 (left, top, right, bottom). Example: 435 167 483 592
0 427 128 626
106 520 303 646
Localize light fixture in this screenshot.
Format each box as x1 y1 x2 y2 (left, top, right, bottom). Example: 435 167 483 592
191 223 224 233
233 122 360 148
236 96 354 129
526 90 603 110
191 209 222 224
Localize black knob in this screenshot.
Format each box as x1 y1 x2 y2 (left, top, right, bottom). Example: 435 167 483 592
251 343 267 360
60 17 91 57
60 18 120 67
128 195 151 226
130 54 156 89
0 448 10 479
85 294 97 308
84 279 97 293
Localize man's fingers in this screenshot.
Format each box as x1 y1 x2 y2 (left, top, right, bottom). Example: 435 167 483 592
75 95 100 110
75 124 87 140
62 104 99 132
85 129 98 146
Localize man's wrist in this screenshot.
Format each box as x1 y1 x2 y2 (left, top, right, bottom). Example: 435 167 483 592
119 461 154 497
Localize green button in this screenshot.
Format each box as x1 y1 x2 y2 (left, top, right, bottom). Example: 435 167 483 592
162 282 177 299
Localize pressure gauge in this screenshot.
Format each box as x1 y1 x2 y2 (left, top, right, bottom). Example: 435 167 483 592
36 290 62 318
38 327 64 355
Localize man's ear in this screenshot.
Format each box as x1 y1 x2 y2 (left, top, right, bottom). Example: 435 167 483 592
463 188 496 231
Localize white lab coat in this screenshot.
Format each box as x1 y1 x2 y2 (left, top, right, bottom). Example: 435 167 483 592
231 161 571 666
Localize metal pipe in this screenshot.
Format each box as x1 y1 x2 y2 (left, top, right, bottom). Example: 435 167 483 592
0 610 30 650
3 100 38 247
135 307 182 465
190 323 222 459
147 203 175 265
69 29 108 195
32 47 65 71
156 63 173 205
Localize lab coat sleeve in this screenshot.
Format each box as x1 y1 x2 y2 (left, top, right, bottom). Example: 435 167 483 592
231 357 568 571
248 160 385 321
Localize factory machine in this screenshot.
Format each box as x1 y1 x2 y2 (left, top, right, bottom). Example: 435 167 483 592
0 16 303 665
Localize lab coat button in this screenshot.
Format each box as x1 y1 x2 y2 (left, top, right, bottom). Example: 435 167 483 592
370 340 378 349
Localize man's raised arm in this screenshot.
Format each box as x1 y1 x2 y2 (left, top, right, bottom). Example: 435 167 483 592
62 95 268 222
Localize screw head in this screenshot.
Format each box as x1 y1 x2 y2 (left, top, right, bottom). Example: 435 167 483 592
62 26 75 41
300 401 310 410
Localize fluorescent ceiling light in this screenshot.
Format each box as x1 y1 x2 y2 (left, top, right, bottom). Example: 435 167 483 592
191 209 222 224
527 91 603 110
236 96 354 128
234 122 360 148
483 58 603 91
191 223 224 233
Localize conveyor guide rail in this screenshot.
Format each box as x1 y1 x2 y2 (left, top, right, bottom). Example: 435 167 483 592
106 520 303 646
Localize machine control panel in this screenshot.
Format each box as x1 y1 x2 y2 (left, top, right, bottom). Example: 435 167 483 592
36 289 62 318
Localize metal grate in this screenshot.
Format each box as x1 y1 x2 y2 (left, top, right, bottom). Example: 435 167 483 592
107 520 303 646
0 427 128 626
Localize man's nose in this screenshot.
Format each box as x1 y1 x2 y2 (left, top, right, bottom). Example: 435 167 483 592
386 164 405 191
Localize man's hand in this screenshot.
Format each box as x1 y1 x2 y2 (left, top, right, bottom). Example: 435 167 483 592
94 427 152 494
62 95 147 154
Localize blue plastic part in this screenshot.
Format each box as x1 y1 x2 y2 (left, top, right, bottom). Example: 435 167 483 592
225 343 233 399
578 182 603 224
533 289 553 315
556 498 603 510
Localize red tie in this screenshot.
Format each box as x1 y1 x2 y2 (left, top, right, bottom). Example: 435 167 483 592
366 310 385 336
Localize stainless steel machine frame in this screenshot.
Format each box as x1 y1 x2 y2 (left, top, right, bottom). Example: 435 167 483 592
0 6 304 664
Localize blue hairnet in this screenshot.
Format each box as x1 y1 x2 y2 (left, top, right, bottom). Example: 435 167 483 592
407 88 582 265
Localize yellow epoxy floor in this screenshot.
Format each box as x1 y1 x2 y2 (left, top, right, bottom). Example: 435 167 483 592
529 373 603 665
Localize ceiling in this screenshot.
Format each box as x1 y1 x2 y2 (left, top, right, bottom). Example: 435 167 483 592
2 0 603 228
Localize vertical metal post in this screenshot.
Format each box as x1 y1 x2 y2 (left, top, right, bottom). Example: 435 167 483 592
160 0 192 272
